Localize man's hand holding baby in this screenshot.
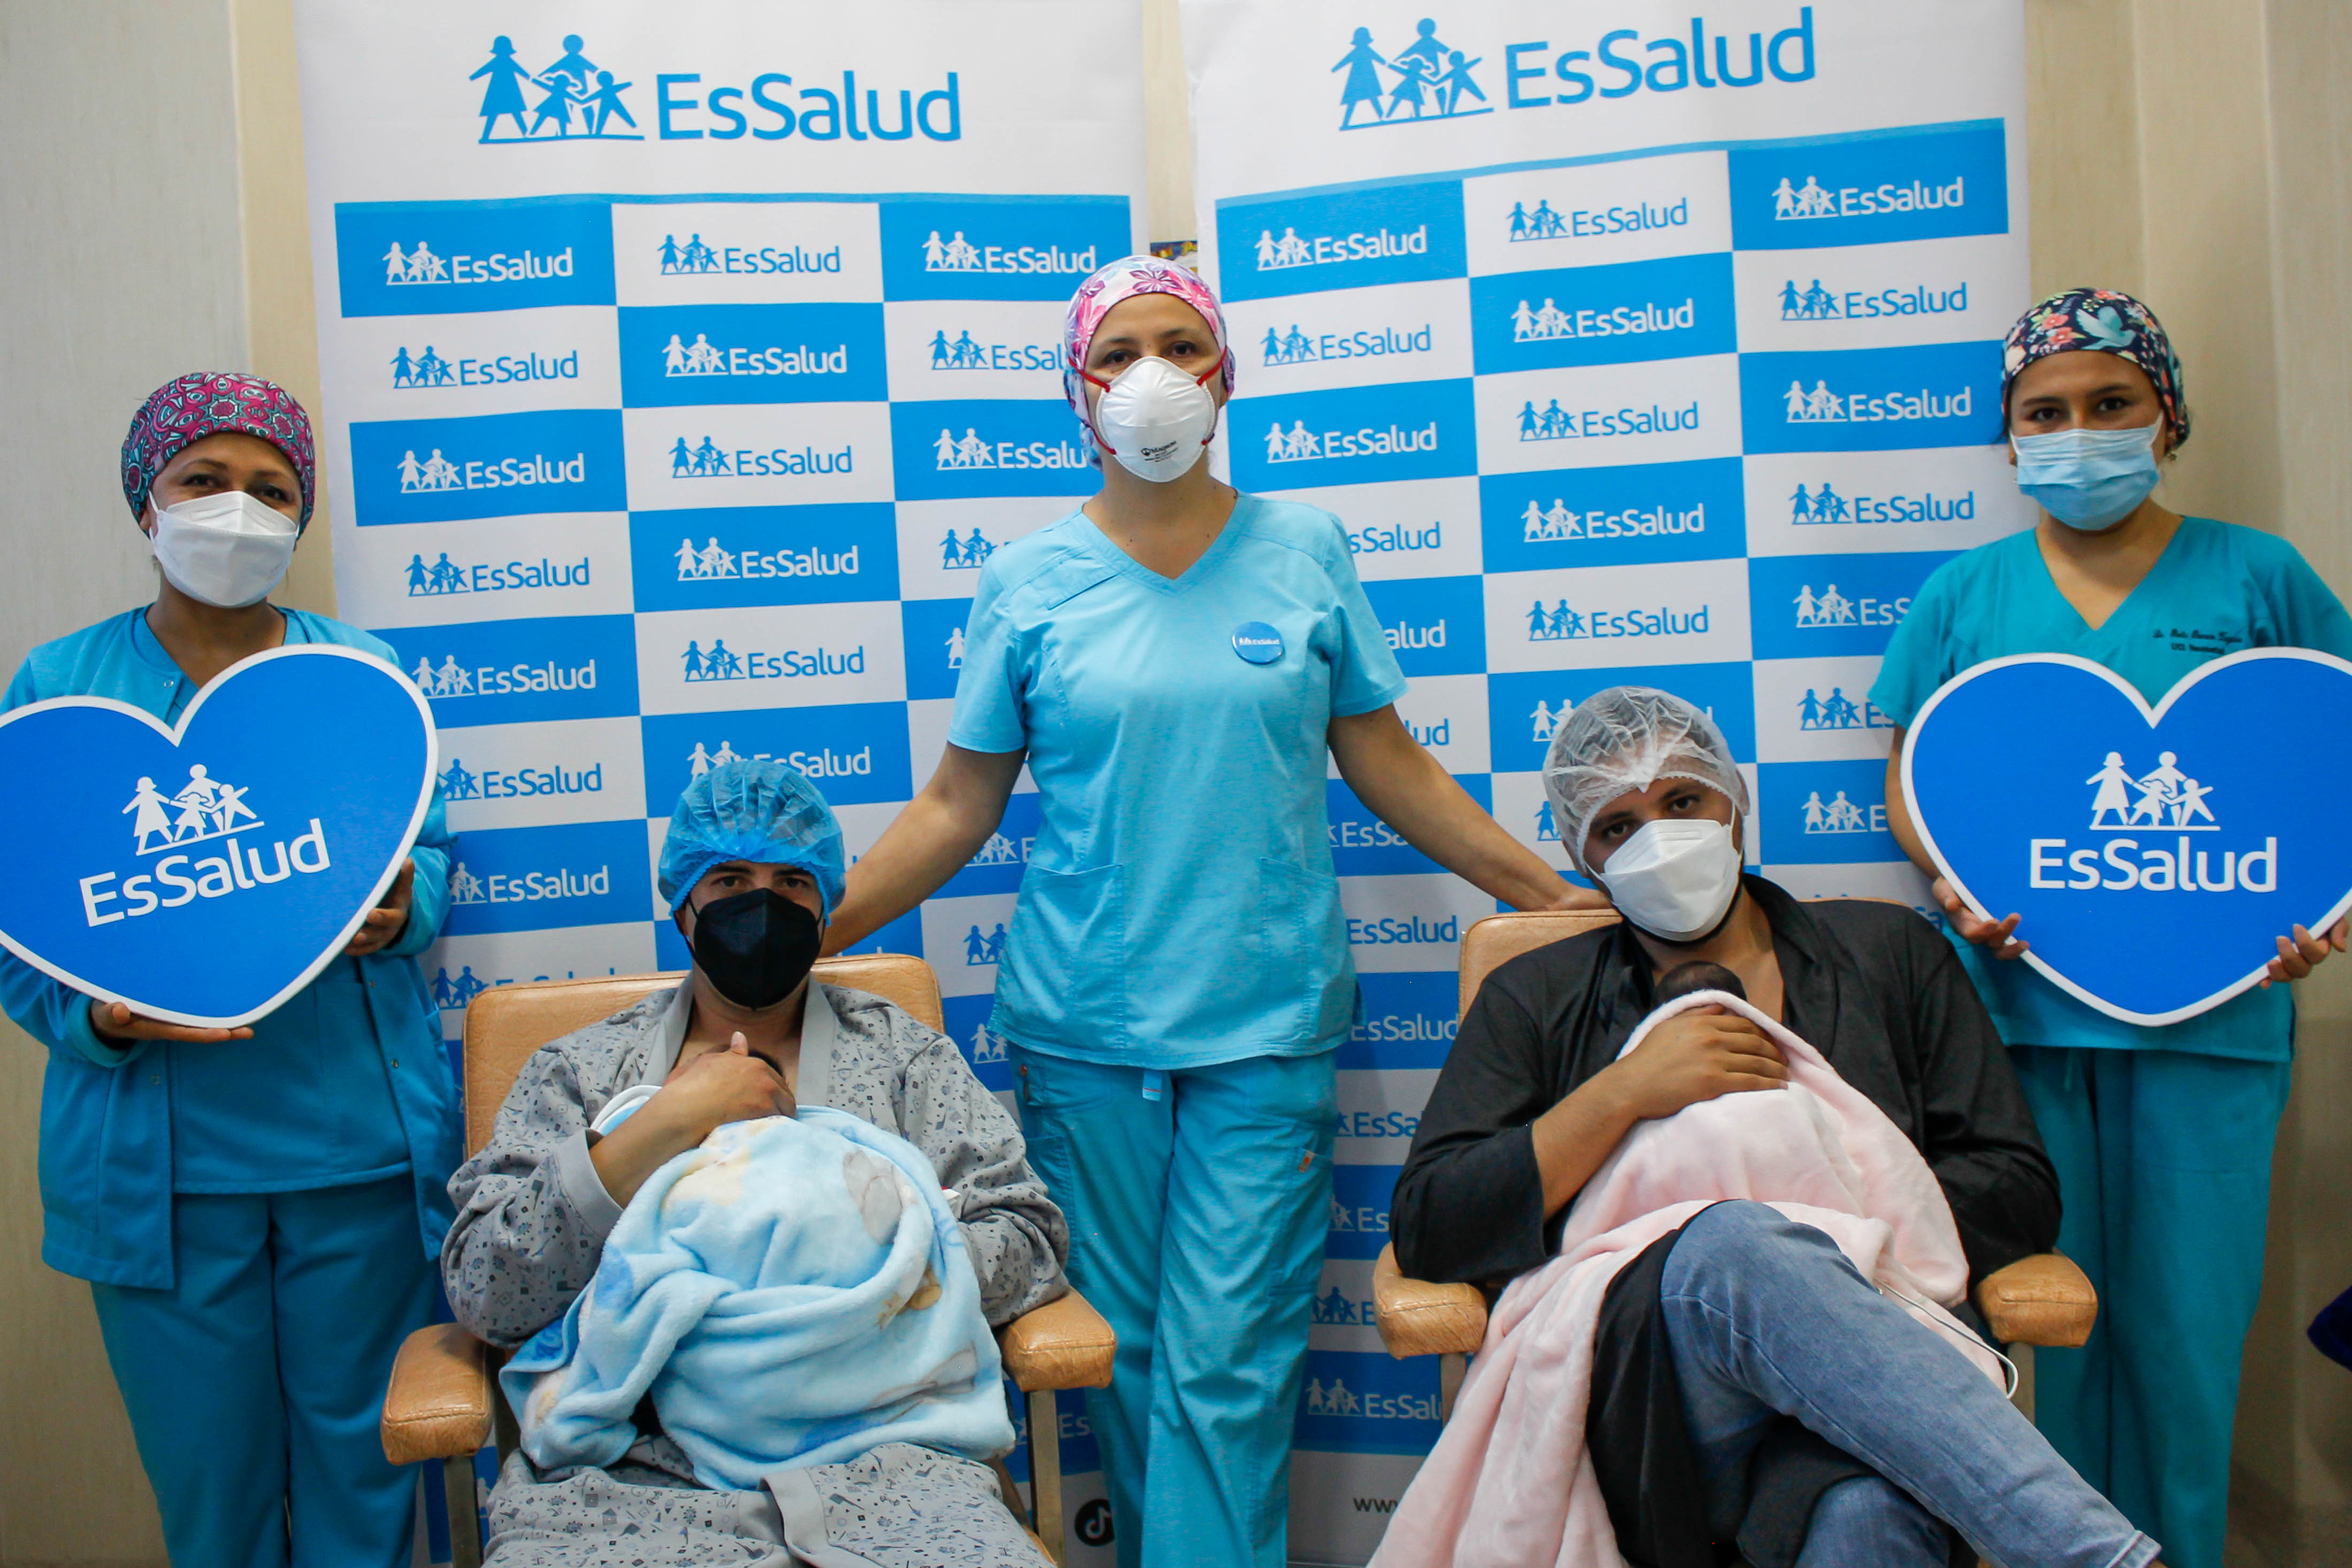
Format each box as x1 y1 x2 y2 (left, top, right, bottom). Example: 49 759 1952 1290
1602 1007 1789 1123
590 1034 797 1207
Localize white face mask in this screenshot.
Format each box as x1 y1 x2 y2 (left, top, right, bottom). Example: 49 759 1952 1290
1593 818 1744 943
1089 356 1219 482
149 490 300 608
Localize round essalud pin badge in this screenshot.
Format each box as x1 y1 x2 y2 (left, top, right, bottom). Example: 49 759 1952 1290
1232 621 1284 664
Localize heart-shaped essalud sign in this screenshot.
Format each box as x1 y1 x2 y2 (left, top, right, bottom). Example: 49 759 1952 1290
1903 649 2352 1025
0 646 436 1027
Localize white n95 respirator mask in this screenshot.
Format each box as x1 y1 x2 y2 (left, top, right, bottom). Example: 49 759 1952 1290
149 490 301 608
1593 818 1744 943
1089 356 1220 482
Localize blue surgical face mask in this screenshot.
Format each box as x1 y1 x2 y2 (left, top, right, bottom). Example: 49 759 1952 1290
2011 422 2163 532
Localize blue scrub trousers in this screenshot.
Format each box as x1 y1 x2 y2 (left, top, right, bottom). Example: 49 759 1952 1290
2010 1047 2292 1568
89 1174 436 1568
1013 1047 1335 1568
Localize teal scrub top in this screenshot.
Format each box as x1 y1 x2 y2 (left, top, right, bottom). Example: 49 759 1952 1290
1872 516 2352 1059
949 495 1409 1069
0 608 460 1287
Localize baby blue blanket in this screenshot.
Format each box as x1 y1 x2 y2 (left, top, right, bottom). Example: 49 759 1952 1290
503 1105 1014 1489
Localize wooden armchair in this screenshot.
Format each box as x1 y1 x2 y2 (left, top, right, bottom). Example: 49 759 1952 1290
380 955 1115 1567
1371 909 2097 1419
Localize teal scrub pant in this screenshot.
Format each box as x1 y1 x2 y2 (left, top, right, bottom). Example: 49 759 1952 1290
2010 1047 2291 1568
89 1175 436 1568
1012 1047 1335 1568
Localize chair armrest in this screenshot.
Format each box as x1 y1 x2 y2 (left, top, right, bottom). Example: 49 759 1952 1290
1373 1244 1488 1359
998 1289 1116 1392
383 1323 495 1465
1974 1252 2097 1348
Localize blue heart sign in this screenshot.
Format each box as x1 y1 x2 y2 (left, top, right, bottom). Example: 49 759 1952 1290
1902 649 2352 1025
0 647 437 1027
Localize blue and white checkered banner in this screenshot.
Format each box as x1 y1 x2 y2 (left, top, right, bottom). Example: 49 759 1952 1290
294 2 1144 1556
1178 1 2029 1557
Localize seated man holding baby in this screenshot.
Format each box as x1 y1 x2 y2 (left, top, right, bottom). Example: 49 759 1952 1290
443 759 1067 1567
1380 688 2164 1568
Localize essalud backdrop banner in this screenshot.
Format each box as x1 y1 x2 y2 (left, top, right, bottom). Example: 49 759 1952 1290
1178 2 2030 1560
292 1 1146 1558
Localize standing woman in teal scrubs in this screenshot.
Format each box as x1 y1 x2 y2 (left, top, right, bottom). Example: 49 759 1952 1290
828 257 1580 1567
0 374 459 1568
1875 290 2352 1568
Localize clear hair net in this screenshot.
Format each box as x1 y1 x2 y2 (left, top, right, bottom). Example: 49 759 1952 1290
657 758 847 919
1542 686 1749 874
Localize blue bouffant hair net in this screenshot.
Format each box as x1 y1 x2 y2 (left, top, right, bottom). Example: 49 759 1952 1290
657 758 846 920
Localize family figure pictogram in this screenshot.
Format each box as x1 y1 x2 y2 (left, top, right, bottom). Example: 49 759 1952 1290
662 334 728 375
945 626 966 669
2086 750 2218 829
1303 1378 1361 1416
675 537 741 580
963 923 1010 965
687 740 745 779
396 449 464 493
1252 228 1314 270
1790 585 1858 627
1517 400 1578 441
1264 422 1321 463
968 833 1022 867
1520 498 1583 541
1509 299 1580 342
382 242 448 286
439 757 480 800
1526 600 1588 641
1262 325 1321 365
406 553 472 596
124 765 260 854
1797 688 1884 731
472 35 638 143
921 230 985 272
1779 279 1841 320
928 329 991 368
934 429 998 470
679 639 747 682
411 655 478 698
1771 175 1837 219
670 436 733 478
1784 380 1847 422
1333 20 1488 129
1506 199 1572 242
390 346 455 387
447 863 487 904
1789 482 1851 524
1311 1285 1362 1326
657 234 720 274
430 966 490 1008
940 528 996 568
1802 790 1872 833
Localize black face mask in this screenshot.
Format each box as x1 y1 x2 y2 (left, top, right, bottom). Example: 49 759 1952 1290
688 889 822 1011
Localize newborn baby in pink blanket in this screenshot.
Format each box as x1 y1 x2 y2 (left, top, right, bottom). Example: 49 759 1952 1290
1372 973 2009 1568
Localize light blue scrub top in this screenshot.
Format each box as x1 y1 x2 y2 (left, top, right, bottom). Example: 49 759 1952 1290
0 608 460 1287
1872 516 2352 1059
949 495 1409 1070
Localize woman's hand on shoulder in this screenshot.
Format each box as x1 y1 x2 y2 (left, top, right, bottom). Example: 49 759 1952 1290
1601 1007 1787 1121
2260 918 2349 987
88 998 253 1046
1931 875 2027 960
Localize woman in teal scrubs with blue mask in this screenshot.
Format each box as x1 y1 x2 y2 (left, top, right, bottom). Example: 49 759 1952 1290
0 373 458 1568
1875 290 2352 1568
829 257 1580 1567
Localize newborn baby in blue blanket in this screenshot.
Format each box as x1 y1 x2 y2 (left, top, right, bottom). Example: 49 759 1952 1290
502 1088 1014 1491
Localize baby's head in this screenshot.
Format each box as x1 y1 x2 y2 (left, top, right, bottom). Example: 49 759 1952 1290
1655 960 1746 1007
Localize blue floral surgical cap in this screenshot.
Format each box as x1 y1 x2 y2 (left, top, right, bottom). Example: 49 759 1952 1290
657 758 846 919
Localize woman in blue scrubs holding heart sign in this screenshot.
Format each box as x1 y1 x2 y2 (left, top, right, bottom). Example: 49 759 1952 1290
826 257 1582 1568
1874 290 2352 1568
0 374 457 1568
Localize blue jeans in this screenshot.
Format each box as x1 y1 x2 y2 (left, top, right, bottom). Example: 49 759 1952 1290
1662 1202 2159 1568
1013 1047 1335 1568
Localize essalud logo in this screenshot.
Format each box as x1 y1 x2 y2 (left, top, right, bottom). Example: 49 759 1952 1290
470 34 641 143
84 765 332 928
2032 747 2276 894
1332 19 1492 130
